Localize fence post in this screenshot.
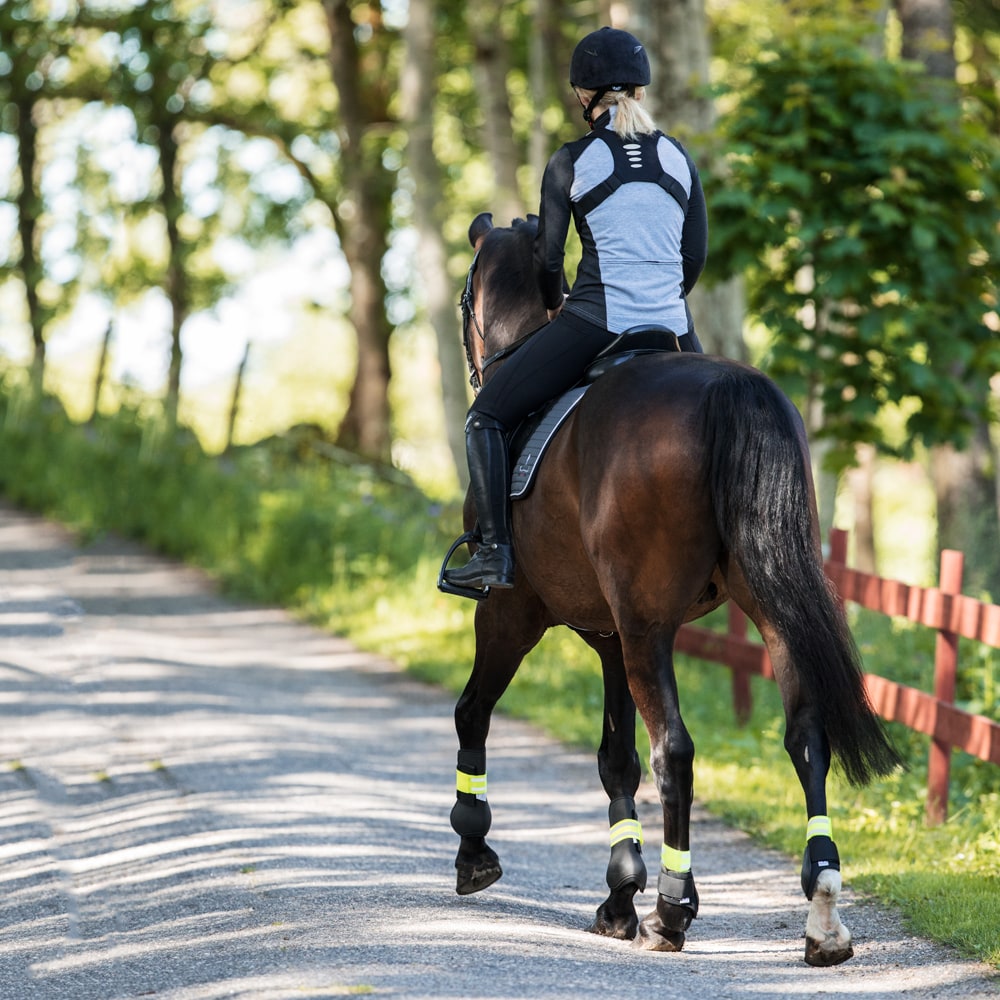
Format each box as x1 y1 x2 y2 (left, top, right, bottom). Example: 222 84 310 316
926 549 964 826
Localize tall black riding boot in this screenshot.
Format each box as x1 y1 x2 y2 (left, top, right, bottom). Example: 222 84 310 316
444 415 515 590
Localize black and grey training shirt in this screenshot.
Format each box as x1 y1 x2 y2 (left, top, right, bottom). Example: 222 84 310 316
533 109 708 337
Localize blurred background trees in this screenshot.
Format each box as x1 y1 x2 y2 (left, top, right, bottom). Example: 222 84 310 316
0 0 997 590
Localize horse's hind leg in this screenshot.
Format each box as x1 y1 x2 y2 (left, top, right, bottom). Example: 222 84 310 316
618 628 699 952
753 615 854 966
579 632 646 940
452 594 548 895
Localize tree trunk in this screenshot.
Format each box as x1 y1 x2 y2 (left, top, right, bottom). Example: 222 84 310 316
896 0 998 591
634 0 747 360
90 321 113 423
528 0 559 188
157 121 185 429
226 342 250 453
895 0 956 78
14 96 45 393
466 0 525 225
931 426 1000 595
323 0 395 462
401 0 472 490
994 378 1000 559
848 443 877 573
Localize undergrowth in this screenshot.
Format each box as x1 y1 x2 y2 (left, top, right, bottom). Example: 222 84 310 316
0 384 997 969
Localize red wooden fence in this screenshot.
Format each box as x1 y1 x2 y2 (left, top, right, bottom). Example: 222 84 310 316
675 527 1000 825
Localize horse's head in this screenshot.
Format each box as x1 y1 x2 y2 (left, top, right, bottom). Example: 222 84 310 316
461 212 550 393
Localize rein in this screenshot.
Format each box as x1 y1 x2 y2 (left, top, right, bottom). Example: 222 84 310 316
460 249 485 392
460 249 546 395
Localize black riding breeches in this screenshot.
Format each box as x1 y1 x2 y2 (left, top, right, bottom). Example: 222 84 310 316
469 311 615 430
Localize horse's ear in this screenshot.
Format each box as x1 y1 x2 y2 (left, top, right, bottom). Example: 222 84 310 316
468 212 494 249
526 213 539 226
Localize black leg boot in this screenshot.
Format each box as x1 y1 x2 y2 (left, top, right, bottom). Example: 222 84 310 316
444 415 515 591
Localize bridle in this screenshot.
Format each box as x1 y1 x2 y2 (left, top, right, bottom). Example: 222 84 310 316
459 248 546 395
459 248 486 393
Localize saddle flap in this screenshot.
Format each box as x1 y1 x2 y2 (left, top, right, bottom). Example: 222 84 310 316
509 386 587 500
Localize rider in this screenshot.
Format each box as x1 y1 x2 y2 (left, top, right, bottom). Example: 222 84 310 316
444 26 708 594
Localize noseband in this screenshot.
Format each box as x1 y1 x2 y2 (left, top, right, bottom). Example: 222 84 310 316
460 249 546 395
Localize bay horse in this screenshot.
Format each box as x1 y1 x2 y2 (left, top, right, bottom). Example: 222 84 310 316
445 212 900 966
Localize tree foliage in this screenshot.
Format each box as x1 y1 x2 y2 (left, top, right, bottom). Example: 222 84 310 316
706 29 1000 470
0 0 998 492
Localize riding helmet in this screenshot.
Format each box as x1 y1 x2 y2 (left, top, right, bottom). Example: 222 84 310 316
570 27 651 90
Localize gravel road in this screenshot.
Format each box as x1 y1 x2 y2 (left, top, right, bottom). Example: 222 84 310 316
0 502 995 1000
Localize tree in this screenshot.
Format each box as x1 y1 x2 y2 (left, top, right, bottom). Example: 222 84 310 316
631 0 748 361
707 29 1000 475
893 0 1000 592
0 1 74 392
466 0 526 226
401 0 474 487
896 0 956 78
321 0 398 462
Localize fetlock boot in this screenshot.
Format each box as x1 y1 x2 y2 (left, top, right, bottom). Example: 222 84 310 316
444 415 515 590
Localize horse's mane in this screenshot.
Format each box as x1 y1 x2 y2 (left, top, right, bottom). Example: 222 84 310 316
477 216 548 349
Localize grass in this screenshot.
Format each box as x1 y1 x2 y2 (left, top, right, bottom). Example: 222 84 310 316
0 380 997 969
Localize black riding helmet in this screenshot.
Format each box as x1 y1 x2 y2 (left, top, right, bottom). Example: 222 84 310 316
570 27 651 122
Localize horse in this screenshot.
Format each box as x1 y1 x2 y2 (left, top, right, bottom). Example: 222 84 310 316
443 212 900 966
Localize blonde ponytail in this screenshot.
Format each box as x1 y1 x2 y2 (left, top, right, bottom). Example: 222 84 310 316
574 86 658 140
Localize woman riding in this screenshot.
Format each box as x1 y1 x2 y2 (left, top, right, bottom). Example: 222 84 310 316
444 26 708 594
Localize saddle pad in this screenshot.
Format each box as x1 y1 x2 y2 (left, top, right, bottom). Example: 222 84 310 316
510 386 588 500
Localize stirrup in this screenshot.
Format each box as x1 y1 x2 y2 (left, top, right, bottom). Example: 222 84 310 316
438 532 491 601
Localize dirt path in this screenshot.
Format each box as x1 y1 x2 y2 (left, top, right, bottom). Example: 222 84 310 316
0 503 995 1000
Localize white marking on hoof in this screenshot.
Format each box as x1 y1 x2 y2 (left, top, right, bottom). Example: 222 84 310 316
804 869 854 966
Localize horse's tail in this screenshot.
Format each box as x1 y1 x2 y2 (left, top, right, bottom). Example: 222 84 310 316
700 366 902 786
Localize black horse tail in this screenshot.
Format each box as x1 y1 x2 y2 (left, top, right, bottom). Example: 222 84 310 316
700 366 902 786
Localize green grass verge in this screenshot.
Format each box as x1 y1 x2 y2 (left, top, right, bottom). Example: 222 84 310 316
1 385 997 969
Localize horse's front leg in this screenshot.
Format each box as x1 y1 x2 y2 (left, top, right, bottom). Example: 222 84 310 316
452 593 547 895
580 633 646 940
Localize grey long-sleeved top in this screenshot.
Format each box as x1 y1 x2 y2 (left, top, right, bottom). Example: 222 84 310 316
533 111 708 337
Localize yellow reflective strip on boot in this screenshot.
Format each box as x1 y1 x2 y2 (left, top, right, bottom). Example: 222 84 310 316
806 815 832 840
455 770 487 796
609 818 644 847
660 843 691 873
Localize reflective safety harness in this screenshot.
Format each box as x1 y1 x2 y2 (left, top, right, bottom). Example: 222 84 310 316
573 131 689 218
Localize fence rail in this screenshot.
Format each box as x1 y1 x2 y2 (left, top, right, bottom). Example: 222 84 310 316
675 527 1000 825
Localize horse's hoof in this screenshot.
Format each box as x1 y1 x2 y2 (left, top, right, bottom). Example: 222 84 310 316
587 908 638 940
635 925 685 952
805 935 854 967
587 918 637 941
456 860 503 895
587 884 640 940
635 911 685 952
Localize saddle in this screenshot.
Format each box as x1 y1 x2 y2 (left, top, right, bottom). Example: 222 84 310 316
509 325 680 499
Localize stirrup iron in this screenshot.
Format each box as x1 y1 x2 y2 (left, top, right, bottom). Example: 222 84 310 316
438 531 491 601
